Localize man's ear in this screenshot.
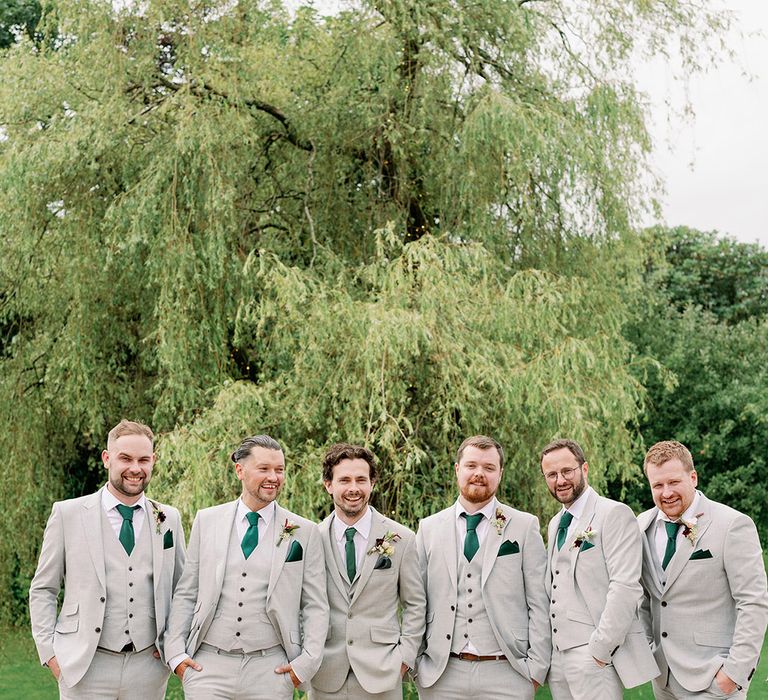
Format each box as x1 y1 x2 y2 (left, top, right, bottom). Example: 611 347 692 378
101 449 110 469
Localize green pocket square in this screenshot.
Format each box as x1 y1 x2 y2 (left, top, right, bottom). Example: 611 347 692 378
163 530 174 549
285 539 303 563
580 540 595 552
497 540 520 556
690 549 712 560
374 555 392 570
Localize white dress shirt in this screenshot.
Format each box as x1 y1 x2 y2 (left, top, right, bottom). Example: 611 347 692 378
102 486 148 540
332 506 373 573
235 498 276 543
558 485 593 540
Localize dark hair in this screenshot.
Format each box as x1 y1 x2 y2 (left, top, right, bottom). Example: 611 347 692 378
322 443 378 482
231 434 283 463
455 435 504 470
539 439 587 469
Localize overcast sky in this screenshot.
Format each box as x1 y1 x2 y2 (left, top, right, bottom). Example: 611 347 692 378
637 1 768 247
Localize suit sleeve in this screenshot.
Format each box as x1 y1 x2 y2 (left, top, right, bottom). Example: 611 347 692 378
720 513 768 688
588 503 644 662
397 532 427 669
522 516 550 685
164 511 202 663
29 502 65 666
290 523 329 683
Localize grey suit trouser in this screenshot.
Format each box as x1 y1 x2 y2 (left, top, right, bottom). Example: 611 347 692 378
58 646 168 700
653 669 746 700
548 646 623 700
417 657 533 699
182 644 295 700
310 670 403 700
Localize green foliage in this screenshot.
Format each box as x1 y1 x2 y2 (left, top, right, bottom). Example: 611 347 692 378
0 0 41 49
0 0 728 623
622 228 768 542
646 226 768 324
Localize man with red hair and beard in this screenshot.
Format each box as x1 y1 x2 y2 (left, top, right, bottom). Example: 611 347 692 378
414 435 550 699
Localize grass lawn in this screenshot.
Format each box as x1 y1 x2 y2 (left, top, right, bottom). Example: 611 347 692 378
2 624 766 699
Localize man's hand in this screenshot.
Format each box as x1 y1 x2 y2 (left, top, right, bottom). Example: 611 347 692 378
174 657 202 681
400 662 409 678
533 680 540 691
46 656 61 681
714 668 738 695
274 663 300 688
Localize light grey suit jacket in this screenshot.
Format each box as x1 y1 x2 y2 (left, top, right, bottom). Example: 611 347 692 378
638 492 768 692
311 507 426 694
415 501 550 687
545 489 659 688
164 500 329 688
29 488 186 688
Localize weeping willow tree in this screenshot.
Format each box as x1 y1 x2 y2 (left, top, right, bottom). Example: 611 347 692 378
0 0 728 622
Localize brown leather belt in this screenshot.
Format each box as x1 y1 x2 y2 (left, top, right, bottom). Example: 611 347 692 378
450 652 507 662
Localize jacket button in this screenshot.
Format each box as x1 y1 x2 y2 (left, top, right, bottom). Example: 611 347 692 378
348 640 353 645
450 605 455 611
662 632 668 638
95 627 101 633
446 634 451 640
128 614 133 619
236 632 240 637
661 601 667 607
100 597 105 603
237 617 242 622
348 613 353 619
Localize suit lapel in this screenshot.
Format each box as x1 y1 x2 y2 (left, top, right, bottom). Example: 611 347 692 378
638 509 663 595
214 500 238 594
481 502 508 587
320 514 348 598
81 490 106 589
569 490 598 582
267 503 288 600
442 508 458 595
663 495 712 591
146 498 163 592
353 507 386 600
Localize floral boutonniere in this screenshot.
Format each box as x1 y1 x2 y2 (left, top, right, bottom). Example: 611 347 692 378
367 530 401 558
151 502 167 535
278 519 300 545
680 513 704 545
491 508 507 535
572 526 597 549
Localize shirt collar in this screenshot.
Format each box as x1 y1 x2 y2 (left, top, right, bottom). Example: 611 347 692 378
237 498 276 527
455 496 498 522
333 506 373 543
654 490 702 524
564 486 593 520
102 485 147 514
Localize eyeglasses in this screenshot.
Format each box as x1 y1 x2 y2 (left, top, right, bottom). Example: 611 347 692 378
543 467 581 482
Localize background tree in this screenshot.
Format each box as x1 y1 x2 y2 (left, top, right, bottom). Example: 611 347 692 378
0 0 727 623
618 226 768 543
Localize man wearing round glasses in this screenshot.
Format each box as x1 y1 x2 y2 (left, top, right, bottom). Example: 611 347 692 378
541 438 658 699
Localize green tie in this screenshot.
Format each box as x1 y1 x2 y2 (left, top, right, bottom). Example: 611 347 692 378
462 513 483 562
556 510 574 551
241 511 260 559
662 521 681 570
116 504 139 555
345 527 357 581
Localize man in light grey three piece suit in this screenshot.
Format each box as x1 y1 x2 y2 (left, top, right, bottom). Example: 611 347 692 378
639 440 768 699
29 419 186 699
415 435 550 699
540 438 659 700
310 443 426 699
165 434 329 699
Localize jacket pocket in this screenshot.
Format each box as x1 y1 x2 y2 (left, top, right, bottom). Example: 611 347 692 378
55 602 79 634
694 631 731 649
370 626 400 644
